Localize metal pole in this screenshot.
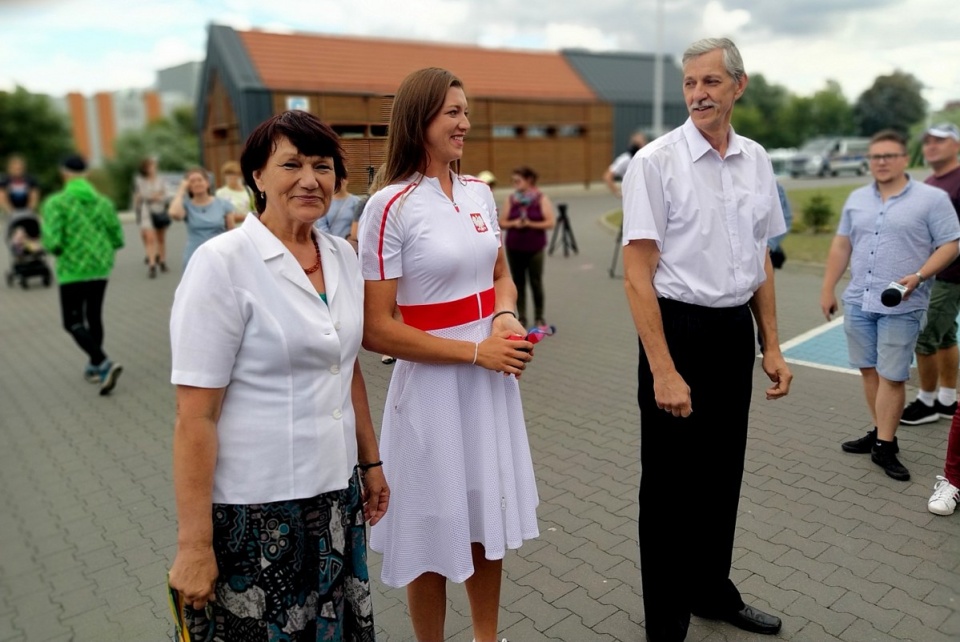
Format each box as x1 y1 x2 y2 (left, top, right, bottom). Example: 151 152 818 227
652 0 664 137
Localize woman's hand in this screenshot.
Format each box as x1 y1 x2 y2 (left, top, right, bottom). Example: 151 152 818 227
168 543 218 610
492 312 526 337
361 466 389 526
476 335 533 376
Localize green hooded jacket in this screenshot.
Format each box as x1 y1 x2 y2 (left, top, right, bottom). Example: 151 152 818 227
42 178 124 284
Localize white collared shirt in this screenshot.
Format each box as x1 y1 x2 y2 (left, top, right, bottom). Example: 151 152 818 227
622 118 785 307
170 213 363 505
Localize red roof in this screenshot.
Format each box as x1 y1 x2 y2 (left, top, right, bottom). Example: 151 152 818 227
237 29 598 102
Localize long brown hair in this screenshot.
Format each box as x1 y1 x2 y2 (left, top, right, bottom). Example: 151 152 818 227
371 68 464 192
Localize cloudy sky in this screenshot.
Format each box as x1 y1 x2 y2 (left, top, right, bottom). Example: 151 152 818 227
2 0 958 111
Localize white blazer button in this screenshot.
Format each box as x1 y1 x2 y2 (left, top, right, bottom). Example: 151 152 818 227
333 409 342 419
334 321 342 330
330 365 340 374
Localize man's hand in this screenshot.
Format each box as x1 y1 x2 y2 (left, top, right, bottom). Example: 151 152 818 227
820 291 838 320
762 351 792 400
898 273 923 300
653 369 692 417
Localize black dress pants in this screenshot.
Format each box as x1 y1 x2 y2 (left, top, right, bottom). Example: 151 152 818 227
637 298 756 641
59 279 108 366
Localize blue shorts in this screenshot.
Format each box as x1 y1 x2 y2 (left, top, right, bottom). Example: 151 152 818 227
844 304 926 382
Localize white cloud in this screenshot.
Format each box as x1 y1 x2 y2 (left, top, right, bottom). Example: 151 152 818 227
0 0 958 111
699 0 751 37
543 23 619 51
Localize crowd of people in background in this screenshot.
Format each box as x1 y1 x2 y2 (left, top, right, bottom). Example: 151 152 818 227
3 37 960 641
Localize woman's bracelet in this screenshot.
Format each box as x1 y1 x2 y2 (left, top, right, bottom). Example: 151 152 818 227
472 341 479 365
358 460 383 471
491 310 516 322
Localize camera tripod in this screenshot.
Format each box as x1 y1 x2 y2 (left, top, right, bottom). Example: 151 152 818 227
548 203 578 257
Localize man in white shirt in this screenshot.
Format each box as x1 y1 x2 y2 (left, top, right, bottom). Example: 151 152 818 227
604 130 648 197
622 38 792 642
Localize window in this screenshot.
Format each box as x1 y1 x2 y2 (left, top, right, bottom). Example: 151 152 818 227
492 125 520 139
557 125 584 138
332 125 366 139
526 125 549 138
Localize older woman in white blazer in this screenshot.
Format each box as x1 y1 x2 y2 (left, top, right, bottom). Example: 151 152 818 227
167 110 388 642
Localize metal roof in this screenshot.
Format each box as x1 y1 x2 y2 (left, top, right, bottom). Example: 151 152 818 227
562 50 685 104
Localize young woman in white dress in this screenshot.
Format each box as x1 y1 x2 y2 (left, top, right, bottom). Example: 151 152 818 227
358 67 540 642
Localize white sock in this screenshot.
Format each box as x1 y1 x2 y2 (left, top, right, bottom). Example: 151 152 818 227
917 390 936 406
938 387 957 406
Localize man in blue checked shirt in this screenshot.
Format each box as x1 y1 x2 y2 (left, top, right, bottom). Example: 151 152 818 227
820 129 960 482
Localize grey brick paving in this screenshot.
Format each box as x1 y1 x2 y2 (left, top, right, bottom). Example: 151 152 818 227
1 187 959 641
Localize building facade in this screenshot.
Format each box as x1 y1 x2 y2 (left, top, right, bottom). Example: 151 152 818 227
198 25 614 192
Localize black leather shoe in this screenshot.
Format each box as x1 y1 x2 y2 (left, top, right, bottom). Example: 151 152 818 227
695 604 782 635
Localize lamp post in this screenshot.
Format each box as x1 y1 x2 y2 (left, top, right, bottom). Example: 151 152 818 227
652 0 664 138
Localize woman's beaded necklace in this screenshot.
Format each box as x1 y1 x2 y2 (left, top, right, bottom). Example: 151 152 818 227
303 235 321 274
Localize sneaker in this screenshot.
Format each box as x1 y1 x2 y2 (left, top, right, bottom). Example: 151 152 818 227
83 363 101 384
381 355 396 365
928 476 960 516
842 427 898 454
935 400 958 420
900 399 939 425
99 361 123 396
871 442 910 481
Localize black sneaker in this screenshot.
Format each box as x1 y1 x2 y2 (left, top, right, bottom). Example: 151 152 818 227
900 399 939 425
871 442 910 481
935 400 958 420
842 428 898 454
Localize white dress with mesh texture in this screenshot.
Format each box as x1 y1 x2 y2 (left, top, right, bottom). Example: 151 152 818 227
358 173 540 588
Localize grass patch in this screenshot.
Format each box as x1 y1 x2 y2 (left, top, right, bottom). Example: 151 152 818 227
605 182 866 265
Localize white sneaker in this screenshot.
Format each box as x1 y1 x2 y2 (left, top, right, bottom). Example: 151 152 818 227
928 475 959 516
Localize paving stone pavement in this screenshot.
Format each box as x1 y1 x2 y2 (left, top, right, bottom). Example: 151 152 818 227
1 188 958 642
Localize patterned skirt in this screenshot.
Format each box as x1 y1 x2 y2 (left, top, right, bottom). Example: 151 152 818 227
185 469 375 642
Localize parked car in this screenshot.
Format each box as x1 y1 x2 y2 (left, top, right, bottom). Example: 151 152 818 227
789 137 870 178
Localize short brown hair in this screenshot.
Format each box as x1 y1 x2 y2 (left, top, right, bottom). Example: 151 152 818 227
240 111 346 214
870 129 907 151
221 160 241 176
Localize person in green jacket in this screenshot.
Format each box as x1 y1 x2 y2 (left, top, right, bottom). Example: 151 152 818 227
42 154 125 395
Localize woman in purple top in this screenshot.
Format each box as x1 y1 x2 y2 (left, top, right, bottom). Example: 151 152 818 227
498 166 555 327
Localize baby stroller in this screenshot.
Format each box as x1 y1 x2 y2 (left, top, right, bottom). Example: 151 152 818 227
5 210 52 289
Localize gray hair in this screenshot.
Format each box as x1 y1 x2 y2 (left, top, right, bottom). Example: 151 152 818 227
682 38 745 83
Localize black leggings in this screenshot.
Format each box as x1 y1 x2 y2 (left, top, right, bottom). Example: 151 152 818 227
506 248 545 323
59 280 108 366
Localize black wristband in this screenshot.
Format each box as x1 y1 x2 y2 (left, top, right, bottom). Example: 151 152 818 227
491 310 517 322
358 460 383 471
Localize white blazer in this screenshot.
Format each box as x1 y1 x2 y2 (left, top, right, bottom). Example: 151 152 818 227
170 213 363 504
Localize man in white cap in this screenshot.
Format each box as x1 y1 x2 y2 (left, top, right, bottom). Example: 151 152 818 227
900 123 960 426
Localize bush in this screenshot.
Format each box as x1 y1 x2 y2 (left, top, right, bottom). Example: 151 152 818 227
803 194 834 233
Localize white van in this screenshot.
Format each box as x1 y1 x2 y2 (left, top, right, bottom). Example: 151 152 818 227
789 137 871 178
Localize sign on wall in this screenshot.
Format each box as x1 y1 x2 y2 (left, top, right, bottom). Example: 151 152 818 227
286 96 309 111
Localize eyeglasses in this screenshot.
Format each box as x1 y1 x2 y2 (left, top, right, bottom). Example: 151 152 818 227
866 153 907 163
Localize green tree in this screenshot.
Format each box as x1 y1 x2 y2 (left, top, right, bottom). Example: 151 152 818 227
0 86 75 199
810 80 855 136
105 106 199 210
733 73 790 148
776 96 816 148
854 71 926 136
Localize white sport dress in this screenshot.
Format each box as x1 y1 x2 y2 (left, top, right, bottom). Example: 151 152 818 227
358 172 540 588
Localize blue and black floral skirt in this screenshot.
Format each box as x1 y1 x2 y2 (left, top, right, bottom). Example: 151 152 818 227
185 469 375 641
